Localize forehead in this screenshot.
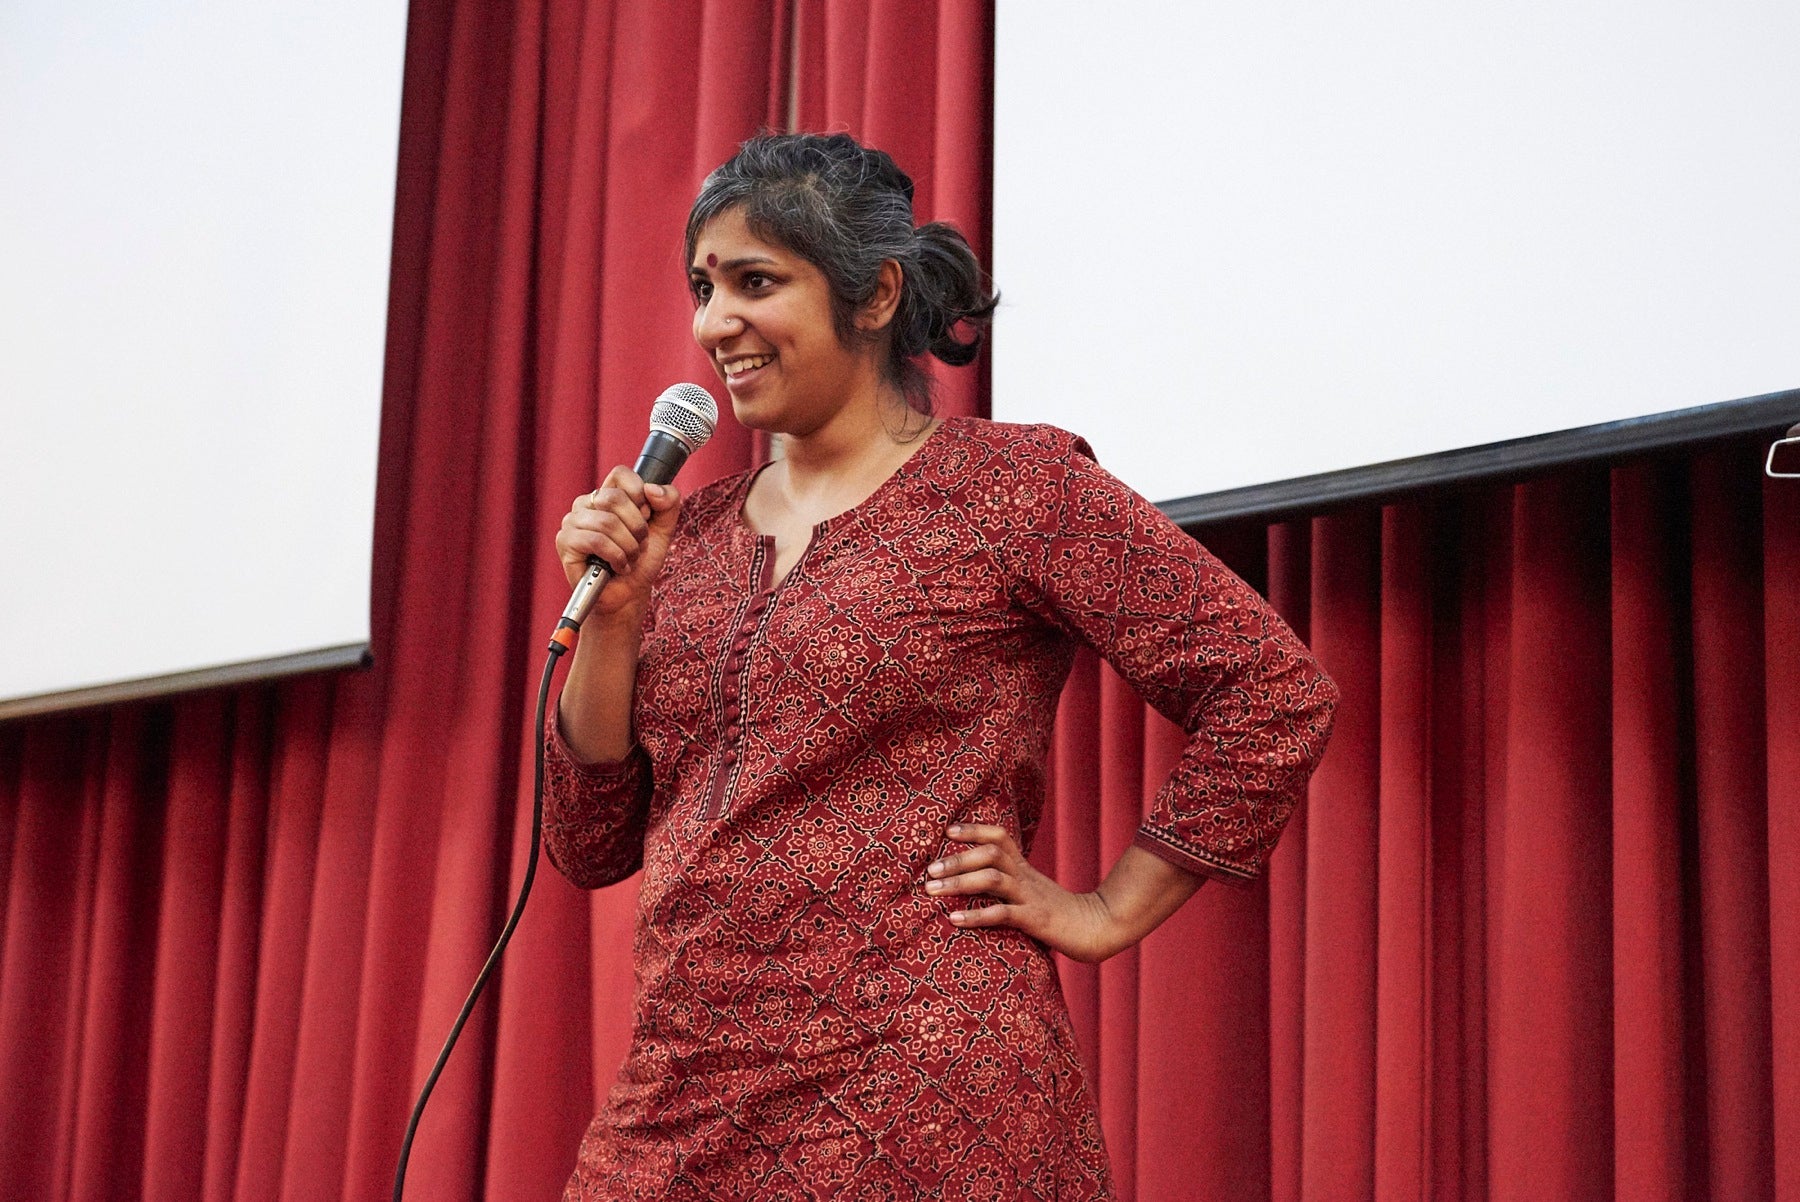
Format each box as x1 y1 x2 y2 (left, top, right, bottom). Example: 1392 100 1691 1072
690 207 789 266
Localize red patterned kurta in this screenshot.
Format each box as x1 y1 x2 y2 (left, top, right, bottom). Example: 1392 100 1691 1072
545 418 1336 1200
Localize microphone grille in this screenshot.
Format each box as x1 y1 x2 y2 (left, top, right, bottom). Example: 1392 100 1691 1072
649 383 719 451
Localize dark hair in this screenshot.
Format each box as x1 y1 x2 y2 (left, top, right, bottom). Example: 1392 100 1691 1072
685 132 999 413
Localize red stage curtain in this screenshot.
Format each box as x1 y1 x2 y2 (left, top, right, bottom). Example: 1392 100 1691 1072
1 4 1795 1201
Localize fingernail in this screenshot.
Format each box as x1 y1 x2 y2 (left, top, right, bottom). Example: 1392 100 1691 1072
927 861 943 875
947 825 962 836
925 881 941 894
948 911 966 923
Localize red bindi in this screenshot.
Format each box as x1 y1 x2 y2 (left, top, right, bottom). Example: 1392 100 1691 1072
706 253 718 267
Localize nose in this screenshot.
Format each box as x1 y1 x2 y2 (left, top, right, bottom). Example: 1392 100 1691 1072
694 295 743 351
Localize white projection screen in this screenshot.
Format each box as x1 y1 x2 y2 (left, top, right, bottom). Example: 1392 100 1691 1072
993 0 1800 520
0 1 407 719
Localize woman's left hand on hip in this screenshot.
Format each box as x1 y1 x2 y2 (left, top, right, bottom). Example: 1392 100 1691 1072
923 824 1127 963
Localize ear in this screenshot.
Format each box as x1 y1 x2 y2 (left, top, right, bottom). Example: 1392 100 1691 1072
855 260 903 332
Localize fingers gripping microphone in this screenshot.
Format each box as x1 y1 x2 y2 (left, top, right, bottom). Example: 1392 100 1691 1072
552 383 718 652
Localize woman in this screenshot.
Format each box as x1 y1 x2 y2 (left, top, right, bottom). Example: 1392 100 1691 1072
546 132 1336 1200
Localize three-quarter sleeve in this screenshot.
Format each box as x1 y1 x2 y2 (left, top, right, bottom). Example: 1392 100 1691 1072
541 704 654 888
1000 428 1337 885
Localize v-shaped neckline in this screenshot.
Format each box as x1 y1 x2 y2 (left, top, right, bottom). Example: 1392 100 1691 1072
732 415 954 591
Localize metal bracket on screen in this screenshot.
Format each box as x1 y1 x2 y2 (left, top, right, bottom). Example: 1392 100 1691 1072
1768 422 1800 479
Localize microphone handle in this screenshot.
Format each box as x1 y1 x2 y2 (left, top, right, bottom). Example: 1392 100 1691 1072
554 430 694 644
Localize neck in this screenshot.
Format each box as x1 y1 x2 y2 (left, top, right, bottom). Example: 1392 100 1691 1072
779 385 930 483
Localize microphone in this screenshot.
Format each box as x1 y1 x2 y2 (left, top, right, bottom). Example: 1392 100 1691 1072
551 383 719 651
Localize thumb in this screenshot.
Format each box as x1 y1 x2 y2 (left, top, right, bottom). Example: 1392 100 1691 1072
644 482 682 522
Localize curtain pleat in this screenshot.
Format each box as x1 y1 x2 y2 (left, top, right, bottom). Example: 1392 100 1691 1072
141 696 233 1202
1427 509 1482 1202
0 6 1794 1201
203 691 275 1202
1689 450 1775 1201
1095 666 1145 1200
232 679 333 1200
1301 512 1383 1201
1610 460 1697 1201
68 707 165 1200
1374 506 1429 1202
1267 521 1313 1202
1494 474 1617 1198
1766 474 1800 1202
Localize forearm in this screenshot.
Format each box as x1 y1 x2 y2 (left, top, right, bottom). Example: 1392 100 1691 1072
555 606 648 765
1090 844 1205 956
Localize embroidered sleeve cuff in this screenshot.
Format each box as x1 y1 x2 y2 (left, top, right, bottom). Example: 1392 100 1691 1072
1132 826 1260 888
541 705 653 889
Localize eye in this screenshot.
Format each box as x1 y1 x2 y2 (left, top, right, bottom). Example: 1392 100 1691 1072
689 277 713 303
743 271 775 292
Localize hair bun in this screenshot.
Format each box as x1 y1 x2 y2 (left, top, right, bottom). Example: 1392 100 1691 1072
901 222 997 368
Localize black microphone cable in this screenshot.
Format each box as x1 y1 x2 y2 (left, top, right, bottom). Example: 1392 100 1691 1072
390 384 716 1201
390 638 564 1202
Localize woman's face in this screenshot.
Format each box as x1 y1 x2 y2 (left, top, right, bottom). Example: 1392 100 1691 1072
689 207 875 436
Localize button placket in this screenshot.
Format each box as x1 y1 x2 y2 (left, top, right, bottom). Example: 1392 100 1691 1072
703 540 783 822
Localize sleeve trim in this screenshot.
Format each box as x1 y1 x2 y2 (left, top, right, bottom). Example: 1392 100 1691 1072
1133 827 1259 888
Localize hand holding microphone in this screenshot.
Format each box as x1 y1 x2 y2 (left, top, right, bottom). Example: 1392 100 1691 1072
552 383 718 650
557 469 681 615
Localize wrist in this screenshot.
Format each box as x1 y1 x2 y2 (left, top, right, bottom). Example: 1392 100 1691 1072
586 601 648 637
1089 846 1205 953
1089 882 1141 940
1067 890 1135 963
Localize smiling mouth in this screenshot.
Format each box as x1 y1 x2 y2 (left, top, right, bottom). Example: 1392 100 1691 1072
722 354 773 378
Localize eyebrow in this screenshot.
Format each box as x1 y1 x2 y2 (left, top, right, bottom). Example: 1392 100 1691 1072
690 255 778 274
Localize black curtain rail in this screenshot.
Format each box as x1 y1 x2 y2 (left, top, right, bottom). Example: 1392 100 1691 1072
1161 387 1800 530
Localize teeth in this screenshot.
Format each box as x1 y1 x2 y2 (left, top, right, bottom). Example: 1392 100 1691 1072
723 355 771 377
